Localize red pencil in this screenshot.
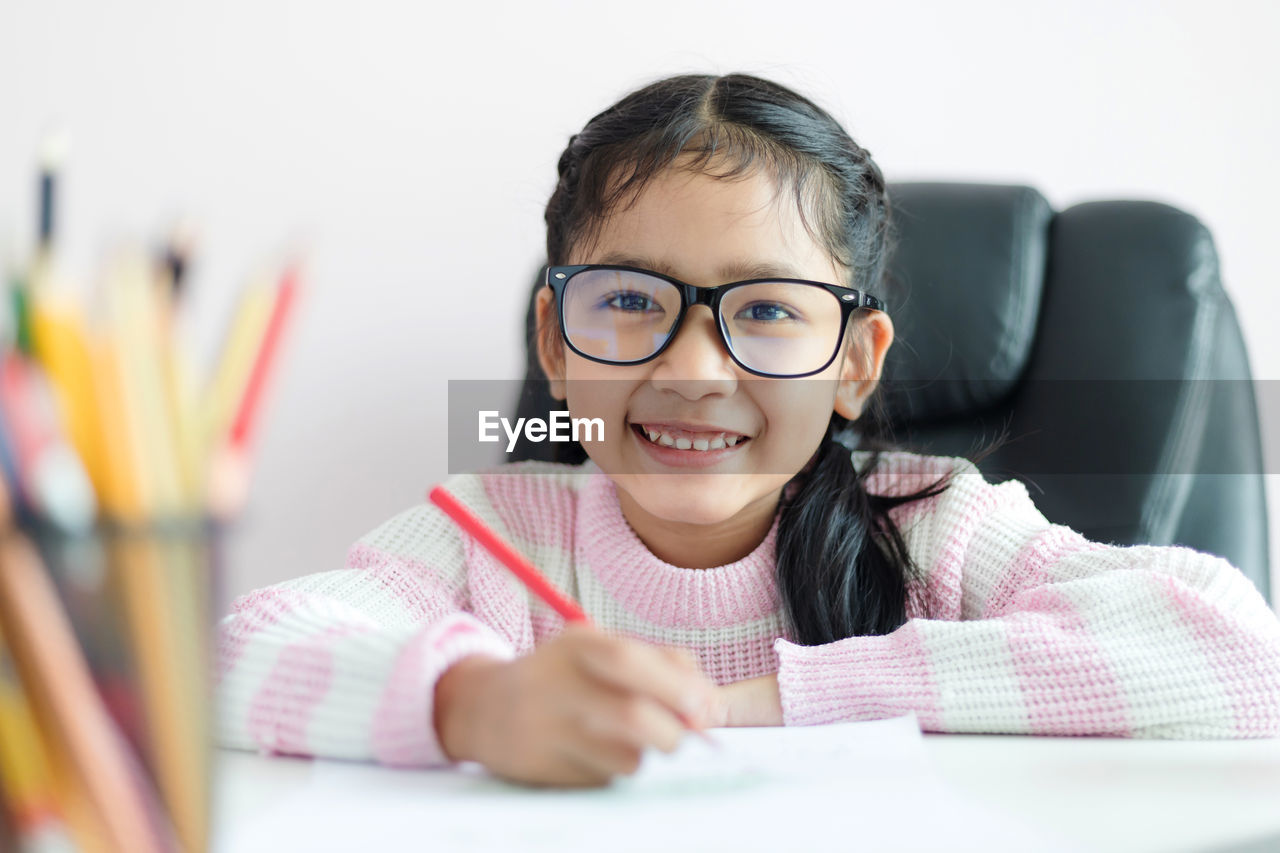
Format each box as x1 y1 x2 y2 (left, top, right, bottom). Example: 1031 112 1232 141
427 485 719 747
228 263 299 453
428 485 587 622
206 263 299 520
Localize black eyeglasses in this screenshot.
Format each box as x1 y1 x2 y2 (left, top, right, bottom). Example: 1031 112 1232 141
545 264 887 378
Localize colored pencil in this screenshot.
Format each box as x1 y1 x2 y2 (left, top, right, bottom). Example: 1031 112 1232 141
427 486 718 747
228 262 298 453
28 299 106 503
107 251 186 514
0 353 96 534
5 261 32 359
150 237 202 510
99 255 208 851
205 264 299 519
158 220 196 305
0 625 75 852
202 276 274 455
0 497 171 852
428 486 587 622
37 132 69 252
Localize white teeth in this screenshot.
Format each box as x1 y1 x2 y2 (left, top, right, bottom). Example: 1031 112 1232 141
639 426 746 452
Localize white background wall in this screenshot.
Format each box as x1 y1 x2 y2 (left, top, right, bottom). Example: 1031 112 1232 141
2 0 1277 607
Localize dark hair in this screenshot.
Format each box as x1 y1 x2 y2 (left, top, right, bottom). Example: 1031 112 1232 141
539 73 1004 645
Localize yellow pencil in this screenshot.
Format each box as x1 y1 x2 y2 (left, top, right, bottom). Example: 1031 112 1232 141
150 256 216 852
29 297 108 502
107 251 186 514
202 275 274 467
97 251 209 852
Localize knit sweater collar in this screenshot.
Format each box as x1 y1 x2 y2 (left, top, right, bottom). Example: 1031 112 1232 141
575 464 783 628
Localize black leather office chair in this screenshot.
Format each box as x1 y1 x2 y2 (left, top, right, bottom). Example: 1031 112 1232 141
510 182 1271 601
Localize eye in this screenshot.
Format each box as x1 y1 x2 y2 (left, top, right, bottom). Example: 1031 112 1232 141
734 301 797 322
600 291 663 313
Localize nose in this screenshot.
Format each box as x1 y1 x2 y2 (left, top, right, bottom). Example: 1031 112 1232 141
649 305 738 399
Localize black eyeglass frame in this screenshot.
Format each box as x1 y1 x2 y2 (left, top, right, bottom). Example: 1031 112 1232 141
545 264 888 379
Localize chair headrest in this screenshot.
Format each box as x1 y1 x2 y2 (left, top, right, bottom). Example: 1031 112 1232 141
880 183 1053 425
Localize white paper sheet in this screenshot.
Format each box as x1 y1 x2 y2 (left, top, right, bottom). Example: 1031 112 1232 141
221 714 1081 852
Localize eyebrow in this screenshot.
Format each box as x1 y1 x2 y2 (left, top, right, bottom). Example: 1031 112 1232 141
593 253 805 282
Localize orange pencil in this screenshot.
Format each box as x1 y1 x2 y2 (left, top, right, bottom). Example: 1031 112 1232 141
0 503 172 852
0 626 76 851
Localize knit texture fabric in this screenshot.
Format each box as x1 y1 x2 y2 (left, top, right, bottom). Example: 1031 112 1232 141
216 451 1280 767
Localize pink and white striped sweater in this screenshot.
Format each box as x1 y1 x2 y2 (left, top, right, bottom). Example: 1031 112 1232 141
216 451 1280 766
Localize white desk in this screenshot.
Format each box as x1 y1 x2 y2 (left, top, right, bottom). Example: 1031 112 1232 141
214 734 1280 853
921 734 1280 852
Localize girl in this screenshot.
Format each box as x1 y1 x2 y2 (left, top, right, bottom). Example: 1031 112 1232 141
218 73 1280 789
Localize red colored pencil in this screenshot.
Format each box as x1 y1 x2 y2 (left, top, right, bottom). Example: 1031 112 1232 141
205 264 300 521
427 485 719 747
228 263 299 453
428 485 587 623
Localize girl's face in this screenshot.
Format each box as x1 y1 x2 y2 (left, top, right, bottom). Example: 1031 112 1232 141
536 159 895 566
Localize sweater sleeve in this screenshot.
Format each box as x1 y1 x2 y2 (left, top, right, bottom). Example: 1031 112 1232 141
215 476 524 768
773 456 1280 738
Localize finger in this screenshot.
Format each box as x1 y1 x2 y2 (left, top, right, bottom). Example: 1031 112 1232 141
515 749 611 790
657 651 721 727
583 691 686 755
560 730 645 781
659 645 703 674
575 637 715 719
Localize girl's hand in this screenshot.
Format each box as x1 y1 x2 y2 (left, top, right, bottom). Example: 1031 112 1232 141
710 673 783 728
433 623 720 788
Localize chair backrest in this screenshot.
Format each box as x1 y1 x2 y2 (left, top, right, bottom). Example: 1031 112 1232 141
511 182 1270 600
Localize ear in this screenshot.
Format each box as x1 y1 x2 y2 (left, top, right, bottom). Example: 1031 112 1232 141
834 311 894 421
534 286 568 401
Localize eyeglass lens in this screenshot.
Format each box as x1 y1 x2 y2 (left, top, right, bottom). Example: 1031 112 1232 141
561 268 845 376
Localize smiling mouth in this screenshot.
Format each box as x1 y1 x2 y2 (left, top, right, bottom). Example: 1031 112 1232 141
630 423 751 452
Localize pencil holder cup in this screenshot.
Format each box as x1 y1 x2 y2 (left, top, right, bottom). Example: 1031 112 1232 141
25 516 226 853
